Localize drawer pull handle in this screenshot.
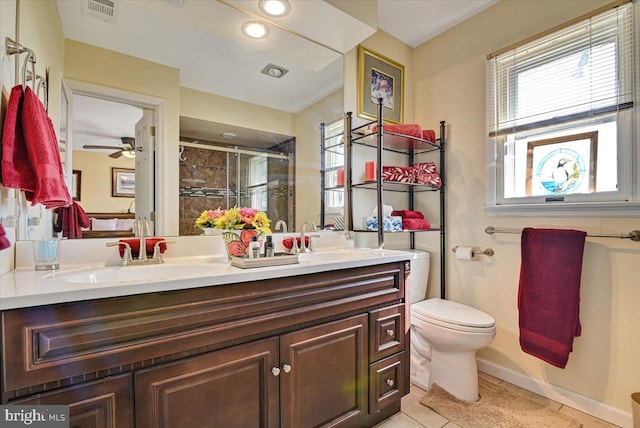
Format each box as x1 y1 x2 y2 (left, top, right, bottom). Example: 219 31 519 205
386 329 394 337
271 367 281 377
282 364 292 374
386 379 394 387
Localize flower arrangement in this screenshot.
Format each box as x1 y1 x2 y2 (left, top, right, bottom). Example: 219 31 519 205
195 207 271 234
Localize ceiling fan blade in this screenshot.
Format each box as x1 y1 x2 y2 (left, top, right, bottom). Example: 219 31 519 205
109 151 123 159
83 144 121 150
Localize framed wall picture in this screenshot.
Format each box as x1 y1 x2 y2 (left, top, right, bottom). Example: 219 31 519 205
71 170 81 201
357 46 404 124
526 131 598 196
112 167 136 198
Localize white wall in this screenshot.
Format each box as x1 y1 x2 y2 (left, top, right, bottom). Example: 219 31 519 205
413 0 640 418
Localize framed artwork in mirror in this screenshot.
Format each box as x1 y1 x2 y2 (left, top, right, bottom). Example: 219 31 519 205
357 46 404 124
525 131 598 196
112 167 135 198
71 170 81 201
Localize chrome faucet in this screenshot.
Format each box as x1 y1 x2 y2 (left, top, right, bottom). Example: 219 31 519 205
274 220 288 233
135 219 150 262
299 220 317 253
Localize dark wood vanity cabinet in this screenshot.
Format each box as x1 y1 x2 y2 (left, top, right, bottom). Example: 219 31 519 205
1 261 410 427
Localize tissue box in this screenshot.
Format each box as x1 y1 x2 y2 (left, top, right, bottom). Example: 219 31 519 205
363 216 402 231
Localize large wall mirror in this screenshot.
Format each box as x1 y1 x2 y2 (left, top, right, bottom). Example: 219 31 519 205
14 0 352 240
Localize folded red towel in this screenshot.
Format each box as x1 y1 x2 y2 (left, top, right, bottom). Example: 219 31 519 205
282 236 309 250
372 124 422 139
391 210 424 219
402 219 430 230
54 202 91 239
0 225 11 251
118 238 168 258
422 129 436 142
382 166 415 183
518 228 586 368
415 172 442 187
413 162 437 174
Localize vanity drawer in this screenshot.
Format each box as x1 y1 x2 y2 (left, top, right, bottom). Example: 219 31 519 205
369 304 405 362
369 352 405 413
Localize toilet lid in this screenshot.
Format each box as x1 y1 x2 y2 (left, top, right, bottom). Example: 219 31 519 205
412 298 495 328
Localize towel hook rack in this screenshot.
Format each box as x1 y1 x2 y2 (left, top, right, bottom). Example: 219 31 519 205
485 226 640 242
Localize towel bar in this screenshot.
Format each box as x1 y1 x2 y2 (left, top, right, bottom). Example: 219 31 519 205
485 226 640 242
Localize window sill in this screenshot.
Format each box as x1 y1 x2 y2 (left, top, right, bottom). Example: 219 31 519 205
484 201 640 218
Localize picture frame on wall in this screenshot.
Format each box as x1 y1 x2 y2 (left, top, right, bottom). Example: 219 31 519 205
71 170 81 201
525 131 598 196
357 46 405 124
112 167 135 198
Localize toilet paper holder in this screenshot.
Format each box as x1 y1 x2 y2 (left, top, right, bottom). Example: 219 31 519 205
451 246 495 257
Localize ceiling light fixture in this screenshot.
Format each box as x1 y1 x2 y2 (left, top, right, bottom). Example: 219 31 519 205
122 149 136 159
258 0 291 17
241 21 269 39
222 132 237 139
261 63 289 79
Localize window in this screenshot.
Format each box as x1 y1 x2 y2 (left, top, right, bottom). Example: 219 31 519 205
322 120 344 212
486 1 639 216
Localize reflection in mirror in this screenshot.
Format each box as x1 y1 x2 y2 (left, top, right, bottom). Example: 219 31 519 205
15 0 344 240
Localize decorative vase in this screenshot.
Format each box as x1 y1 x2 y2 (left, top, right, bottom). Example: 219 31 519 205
203 228 221 236
221 229 264 258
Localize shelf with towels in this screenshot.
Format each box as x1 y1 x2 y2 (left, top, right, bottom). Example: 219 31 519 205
485 226 640 242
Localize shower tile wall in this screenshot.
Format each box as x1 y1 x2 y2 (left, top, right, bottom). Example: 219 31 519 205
179 146 238 236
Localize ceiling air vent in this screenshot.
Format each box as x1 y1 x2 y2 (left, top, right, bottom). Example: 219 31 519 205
82 0 118 24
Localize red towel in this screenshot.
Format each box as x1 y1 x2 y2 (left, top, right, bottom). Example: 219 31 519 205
422 129 436 142
372 124 422 139
118 238 168 258
402 219 430 230
1 86 31 191
1 86 71 208
54 202 90 239
0 225 11 251
282 236 309 250
518 228 586 368
391 210 424 219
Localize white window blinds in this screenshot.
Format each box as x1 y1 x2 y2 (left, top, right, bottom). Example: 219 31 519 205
488 1 634 137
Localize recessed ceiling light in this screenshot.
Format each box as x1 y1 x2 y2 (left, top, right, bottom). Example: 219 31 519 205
258 0 291 17
222 132 237 139
241 21 269 39
261 63 289 79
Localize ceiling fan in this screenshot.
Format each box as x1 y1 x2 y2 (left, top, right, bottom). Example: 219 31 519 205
82 137 138 158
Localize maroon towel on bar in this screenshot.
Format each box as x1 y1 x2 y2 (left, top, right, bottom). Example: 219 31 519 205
54 202 90 239
1 86 31 191
518 227 587 368
0 225 11 251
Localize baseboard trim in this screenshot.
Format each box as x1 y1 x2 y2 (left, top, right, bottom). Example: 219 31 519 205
477 358 632 428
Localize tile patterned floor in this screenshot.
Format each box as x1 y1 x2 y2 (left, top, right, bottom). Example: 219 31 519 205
375 372 621 428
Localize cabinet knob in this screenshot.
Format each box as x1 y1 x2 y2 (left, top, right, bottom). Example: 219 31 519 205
282 364 292 374
386 379 394 387
271 367 281 377
386 329 394 337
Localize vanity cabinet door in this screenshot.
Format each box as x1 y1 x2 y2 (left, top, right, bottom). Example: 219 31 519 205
279 314 368 428
12 374 133 428
135 338 279 428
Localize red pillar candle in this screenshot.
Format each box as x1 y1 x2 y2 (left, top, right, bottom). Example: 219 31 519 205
336 168 344 186
365 161 376 181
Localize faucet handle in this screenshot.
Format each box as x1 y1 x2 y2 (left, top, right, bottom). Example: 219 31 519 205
152 240 175 263
106 241 132 265
307 235 321 252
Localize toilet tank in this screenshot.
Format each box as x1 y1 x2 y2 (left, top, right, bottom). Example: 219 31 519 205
409 251 430 304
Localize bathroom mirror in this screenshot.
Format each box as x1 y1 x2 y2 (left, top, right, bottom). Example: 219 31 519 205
15 0 345 240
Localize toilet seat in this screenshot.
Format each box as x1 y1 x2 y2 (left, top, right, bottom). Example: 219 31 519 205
412 298 495 333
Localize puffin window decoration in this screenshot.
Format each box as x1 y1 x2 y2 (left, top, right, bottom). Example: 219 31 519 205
525 131 598 196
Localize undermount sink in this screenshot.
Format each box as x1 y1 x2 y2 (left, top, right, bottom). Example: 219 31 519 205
62 263 216 285
298 248 386 263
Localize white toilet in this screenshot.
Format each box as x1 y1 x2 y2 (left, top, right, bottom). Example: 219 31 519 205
409 252 496 402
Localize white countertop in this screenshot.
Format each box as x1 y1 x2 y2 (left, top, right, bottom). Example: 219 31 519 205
0 238 413 310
